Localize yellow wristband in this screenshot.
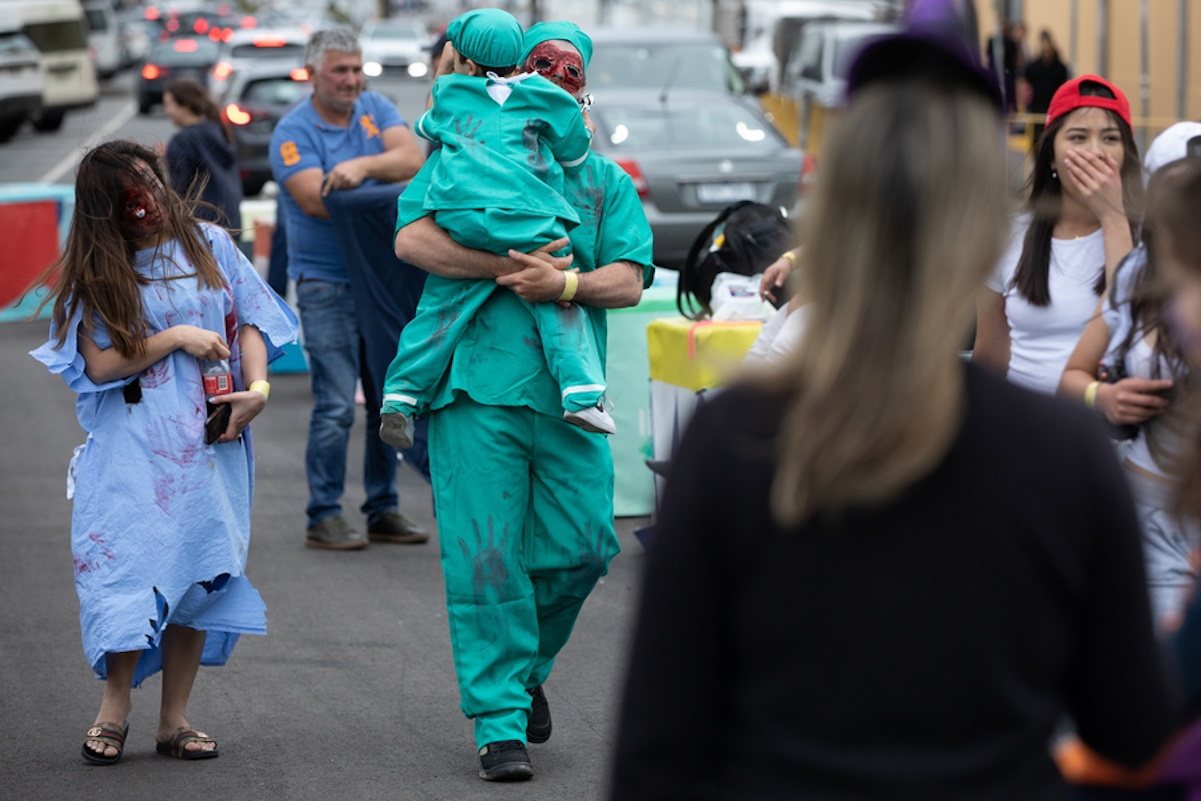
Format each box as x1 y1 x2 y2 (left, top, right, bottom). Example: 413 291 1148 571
249 380 271 400
781 249 798 267
558 270 579 302
1084 380 1100 410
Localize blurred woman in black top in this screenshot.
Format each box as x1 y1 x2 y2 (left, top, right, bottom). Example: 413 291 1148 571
163 78 243 240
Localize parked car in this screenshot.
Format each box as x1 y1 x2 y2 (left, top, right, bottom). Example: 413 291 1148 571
136 35 219 114
360 17 429 78
114 9 154 68
737 0 892 97
586 27 746 96
783 19 898 150
220 60 310 195
83 0 120 79
588 89 802 268
0 23 43 141
11 0 98 131
209 26 307 100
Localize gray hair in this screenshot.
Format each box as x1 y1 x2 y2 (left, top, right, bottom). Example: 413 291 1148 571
305 28 360 70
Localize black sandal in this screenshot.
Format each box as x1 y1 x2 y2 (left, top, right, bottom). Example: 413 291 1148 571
81 721 128 766
156 727 219 760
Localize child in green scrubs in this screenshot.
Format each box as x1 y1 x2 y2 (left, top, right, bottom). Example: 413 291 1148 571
379 8 612 450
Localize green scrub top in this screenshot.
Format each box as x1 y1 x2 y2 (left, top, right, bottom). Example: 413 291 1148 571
395 149 655 418
414 72 590 224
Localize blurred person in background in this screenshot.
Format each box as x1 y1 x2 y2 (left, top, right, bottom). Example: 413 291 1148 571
1058 124 1201 628
163 78 243 240
1023 30 1070 143
608 10 1182 800
974 75 1142 395
269 28 427 551
1055 154 1201 801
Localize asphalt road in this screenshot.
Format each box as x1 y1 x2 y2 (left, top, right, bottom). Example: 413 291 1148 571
0 314 650 800
0 69 431 187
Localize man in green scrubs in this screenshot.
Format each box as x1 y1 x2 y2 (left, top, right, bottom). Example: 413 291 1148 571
393 21 654 783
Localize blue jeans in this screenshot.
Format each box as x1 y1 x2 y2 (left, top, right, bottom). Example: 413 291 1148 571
296 279 398 526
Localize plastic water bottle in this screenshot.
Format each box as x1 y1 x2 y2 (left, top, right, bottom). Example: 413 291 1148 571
201 358 234 444
201 358 234 401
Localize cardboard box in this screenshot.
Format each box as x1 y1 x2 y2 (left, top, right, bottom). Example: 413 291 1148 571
647 317 764 392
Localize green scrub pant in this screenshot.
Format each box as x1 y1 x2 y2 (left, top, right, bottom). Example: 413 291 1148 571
429 397 618 747
381 273 605 419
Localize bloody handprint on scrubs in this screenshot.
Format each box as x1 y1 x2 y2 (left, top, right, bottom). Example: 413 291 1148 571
525 42 584 96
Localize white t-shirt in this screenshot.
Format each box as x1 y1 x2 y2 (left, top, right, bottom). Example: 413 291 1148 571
986 216 1106 394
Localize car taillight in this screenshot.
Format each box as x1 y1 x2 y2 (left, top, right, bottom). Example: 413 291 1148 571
141 63 161 80
799 152 818 192
213 62 233 81
290 67 309 81
193 18 209 34
614 159 649 199
240 15 257 29
225 103 252 125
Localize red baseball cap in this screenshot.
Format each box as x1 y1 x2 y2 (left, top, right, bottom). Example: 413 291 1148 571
1045 74 1132 128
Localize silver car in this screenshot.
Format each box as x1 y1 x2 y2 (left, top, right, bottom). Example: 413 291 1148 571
588 89 801 269
360 18 429 79
586 26 746 96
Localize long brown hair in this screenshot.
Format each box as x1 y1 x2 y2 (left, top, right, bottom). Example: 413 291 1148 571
1012 80 1143 305
762 80 1010 526
1147 159 1201 513
165 77 232 143
43 140 226 359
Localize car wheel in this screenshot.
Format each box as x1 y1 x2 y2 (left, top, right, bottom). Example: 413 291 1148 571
0 116 23 142
138 97 153 115
32 110 65 132
242 178 266 198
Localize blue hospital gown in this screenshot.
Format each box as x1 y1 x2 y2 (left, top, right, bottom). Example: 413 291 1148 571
30 224 299 686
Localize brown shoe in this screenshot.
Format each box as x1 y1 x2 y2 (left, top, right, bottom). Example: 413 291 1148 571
367 511 430 544
305 515 368 550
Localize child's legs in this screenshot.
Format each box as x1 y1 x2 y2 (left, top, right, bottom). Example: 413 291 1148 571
437 208 569 256
525 301 606 412
382 273 496 416
432 208 599 410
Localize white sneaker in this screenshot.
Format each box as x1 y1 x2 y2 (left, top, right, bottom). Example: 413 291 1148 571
564 403 616 435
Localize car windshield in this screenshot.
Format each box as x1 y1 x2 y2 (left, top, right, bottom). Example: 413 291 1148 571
589 43 743 94
593 101 782 151
85 9 110 32
369 24 424 40
242 76 309 106
0 31 37 56
150 39 219 64
23 20 88 52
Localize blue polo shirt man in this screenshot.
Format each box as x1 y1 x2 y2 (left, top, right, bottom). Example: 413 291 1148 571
270 28 426 550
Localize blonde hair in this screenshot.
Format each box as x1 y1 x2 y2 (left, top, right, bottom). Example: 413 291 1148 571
764 80 1010 526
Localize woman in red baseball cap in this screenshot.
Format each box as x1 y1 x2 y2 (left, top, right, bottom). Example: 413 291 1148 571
975 74 1143 396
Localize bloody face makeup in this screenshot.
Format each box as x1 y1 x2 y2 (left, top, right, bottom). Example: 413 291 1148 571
121 187 163 238
525 42 584 96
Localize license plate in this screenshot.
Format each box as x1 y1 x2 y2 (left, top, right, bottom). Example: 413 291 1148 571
696 182 756 204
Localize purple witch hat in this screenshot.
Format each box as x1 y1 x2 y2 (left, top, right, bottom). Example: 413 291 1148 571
846 0 1002 111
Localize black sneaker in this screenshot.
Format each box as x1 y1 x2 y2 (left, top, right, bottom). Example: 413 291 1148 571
478 740 533 782
526 685 552 744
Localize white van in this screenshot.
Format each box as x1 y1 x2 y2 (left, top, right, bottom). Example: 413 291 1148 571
0 17 43 141
1 0 98 131
83 0 119 80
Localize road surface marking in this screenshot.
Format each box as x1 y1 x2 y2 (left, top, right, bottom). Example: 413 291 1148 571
38 101 138 185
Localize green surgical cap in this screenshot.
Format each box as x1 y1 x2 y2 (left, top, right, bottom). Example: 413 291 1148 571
520 21 593 69
447 8 523 69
